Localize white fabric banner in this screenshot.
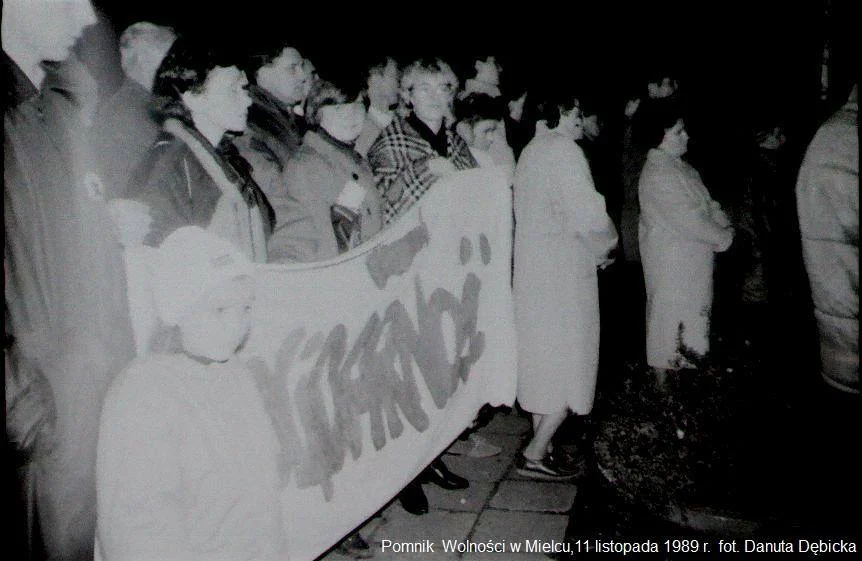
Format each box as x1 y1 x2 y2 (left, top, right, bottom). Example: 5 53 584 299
236 167 517 559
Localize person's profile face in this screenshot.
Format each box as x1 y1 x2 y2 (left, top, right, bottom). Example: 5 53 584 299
471 119 501 151
9 0 97 62
560 104 584 141
258 47 309 106
582 114 601 140
407 71 455 125
178 276 255 362
660 119 689 157
508 92 527 121
186 66 251 135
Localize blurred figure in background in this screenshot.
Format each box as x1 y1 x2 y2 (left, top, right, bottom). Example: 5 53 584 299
455 92 512 178
89 22 177 199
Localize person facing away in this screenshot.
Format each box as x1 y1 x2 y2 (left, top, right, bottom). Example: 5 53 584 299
96 226 286 561
121 37 275 262
367 57 478 226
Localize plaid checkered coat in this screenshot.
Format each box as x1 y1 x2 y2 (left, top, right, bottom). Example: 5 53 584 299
367 114 477 225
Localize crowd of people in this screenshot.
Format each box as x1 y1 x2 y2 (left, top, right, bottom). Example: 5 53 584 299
4 1 858 560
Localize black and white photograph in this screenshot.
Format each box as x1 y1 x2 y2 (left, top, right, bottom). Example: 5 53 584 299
4 1 858 560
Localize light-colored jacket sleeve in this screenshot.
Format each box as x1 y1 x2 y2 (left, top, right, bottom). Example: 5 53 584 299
96 364 198 561
639 157 733 251
795 109 859 320
558 141 618 259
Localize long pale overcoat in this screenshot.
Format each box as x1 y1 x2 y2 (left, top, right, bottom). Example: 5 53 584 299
638 148 733 369
513 131 617 415
4 54 135 560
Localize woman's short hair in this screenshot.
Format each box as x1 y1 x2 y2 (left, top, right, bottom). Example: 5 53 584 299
367 55 399 79
530 83 580 130
632 97 686 151
243 41 300 84
152 38 241 123
455 92 506 125
400 57 458 97
304 78 366 128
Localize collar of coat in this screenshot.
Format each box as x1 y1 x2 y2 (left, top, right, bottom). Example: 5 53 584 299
302 129 368 174
387 113 474 164
163 118 275 232
246 84 305 142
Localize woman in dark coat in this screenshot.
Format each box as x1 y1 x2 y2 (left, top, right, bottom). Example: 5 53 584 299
122 38 274 262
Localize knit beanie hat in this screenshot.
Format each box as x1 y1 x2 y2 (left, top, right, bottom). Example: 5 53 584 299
151 227 255 326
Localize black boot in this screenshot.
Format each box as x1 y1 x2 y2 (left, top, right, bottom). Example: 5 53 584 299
420 458 469 489
397 480 429 515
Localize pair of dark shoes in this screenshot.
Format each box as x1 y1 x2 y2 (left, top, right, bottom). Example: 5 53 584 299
515 452 583 481
397 459 469 515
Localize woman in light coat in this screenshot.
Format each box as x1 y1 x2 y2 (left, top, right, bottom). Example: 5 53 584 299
513 92 617 480
636 99 734 371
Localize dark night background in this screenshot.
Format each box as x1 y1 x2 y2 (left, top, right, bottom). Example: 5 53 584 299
5 2 858 557
88 0 858 189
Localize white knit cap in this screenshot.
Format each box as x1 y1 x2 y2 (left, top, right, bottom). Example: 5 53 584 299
151 227 255 326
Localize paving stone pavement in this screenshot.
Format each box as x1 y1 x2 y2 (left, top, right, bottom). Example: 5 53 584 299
317 409 578 561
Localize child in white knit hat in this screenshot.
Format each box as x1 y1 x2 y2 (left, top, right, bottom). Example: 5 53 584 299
95 226 286 561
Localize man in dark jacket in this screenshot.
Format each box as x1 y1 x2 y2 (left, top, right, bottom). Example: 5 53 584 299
234 43 312 201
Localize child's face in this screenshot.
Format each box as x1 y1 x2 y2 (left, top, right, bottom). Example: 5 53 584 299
178 276 255 362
